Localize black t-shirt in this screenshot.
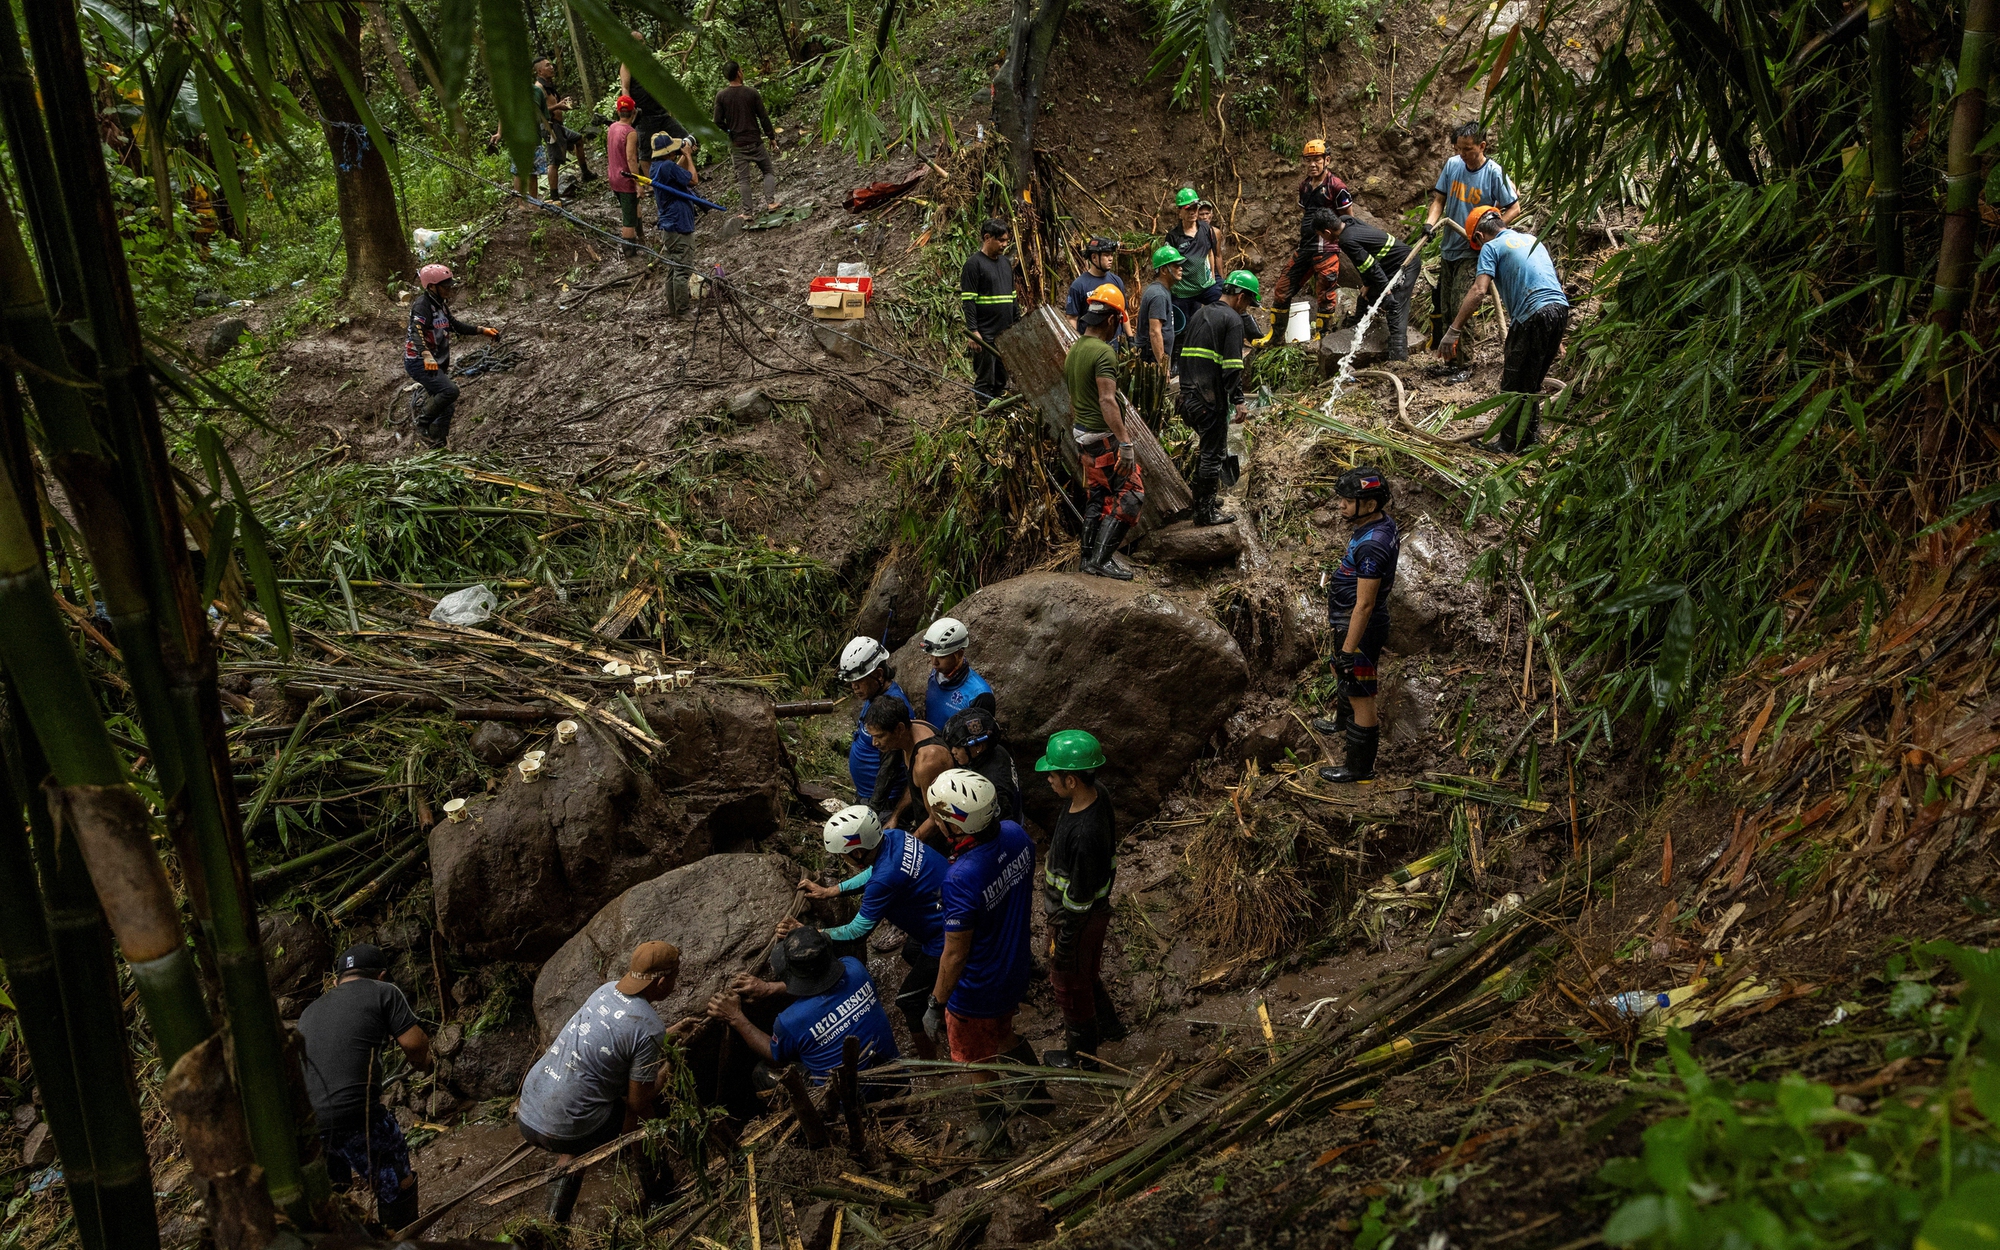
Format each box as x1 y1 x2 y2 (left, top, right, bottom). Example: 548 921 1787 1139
297 977 421 1133
968 742 1023 825
1329 512 1400 625
1045 791 1118 916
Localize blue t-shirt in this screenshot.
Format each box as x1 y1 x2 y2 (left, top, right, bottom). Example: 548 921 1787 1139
926 665 995 731
1066 271 1127 345
1475 229 1569 324
848 682 912 803
768 957 899 1085
941 820 1035 1018
825 826 947 954
1432 155 1518 261
1329 512 1399 625
650 158 697 234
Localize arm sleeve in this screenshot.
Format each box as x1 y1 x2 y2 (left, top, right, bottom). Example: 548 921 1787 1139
1219 314 1245 405
960 255 983 331
1065 280 1085 318
627 1028 663 1084
838 866 874 894
971 690 997 715
766 1022 794 1067
1058 813 1115 910
942 874 974 933
1433 162 1454 196
404 306 428 356
445 308 480 335
1475 245 1500 280
1352 538 1390 580
826 870 894 942
755 92 776 140
384 985 422 1037
1496 169 1519 208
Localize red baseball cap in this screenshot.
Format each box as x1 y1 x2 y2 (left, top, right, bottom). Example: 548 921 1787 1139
616 94 637 112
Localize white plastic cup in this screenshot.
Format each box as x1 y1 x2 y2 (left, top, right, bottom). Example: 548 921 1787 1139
634 674 655 688
443 797 468 823
676 669 695 688
600 660 622 675
523 750 546 764
1285 301 1313 343
556 719 579 744
518 758 542 783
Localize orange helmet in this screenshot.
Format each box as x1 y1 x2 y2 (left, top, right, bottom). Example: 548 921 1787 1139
1465 205 1502 249
1303 138 1327 157
1081 282 1126 327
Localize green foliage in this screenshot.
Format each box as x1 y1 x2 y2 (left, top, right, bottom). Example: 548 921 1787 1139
1148 0 1233 107
1596 943 2000 1249
816 3 951 162
892 401 1059 610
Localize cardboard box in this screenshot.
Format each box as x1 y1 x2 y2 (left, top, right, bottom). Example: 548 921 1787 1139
809 289 867 320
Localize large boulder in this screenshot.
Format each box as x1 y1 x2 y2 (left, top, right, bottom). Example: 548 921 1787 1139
532 853 800 1044
432 687 793 962
891 574 1249 826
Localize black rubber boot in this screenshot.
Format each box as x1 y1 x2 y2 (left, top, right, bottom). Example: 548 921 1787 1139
1042 1022 1101 1071
1087 519 1134 581
1312 694 1353 737
546 1170 585 1224
1318 723 1380 784
966 1094 1012 1156
1192 480 1236 527
418 391 454 448
1003 1039 1057 1110
1093 982 1127 1041
379 1181 419 1233
1079 514 1101 570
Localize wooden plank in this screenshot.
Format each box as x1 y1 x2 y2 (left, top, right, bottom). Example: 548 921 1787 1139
994 305 1192 533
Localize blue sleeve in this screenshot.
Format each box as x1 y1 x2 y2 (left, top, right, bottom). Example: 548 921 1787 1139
838 866 873 893
1495 167 1519 208
1066 280 1086 317
1476 245 1499 280
767 1017 795 1066
1433 160 1454 195
1353 539 1390 580
942 870 976 933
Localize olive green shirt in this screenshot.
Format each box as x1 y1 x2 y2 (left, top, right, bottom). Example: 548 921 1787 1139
1064 334 1120 435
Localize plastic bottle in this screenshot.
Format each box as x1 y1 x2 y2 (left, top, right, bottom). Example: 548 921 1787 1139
1603 990 1671 1017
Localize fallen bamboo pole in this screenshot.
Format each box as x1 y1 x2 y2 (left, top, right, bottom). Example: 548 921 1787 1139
251 825 385 890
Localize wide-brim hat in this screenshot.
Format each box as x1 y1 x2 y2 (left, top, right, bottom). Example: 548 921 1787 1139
770 928 842 997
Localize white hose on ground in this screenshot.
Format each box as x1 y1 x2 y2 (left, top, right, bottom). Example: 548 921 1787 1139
1355 369 1569 447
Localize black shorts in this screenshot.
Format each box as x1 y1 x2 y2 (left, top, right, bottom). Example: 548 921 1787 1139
1329 613 1389 699
897 938 941 1026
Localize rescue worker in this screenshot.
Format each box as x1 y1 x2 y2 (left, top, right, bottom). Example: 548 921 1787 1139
1439 209 1571 452
533 58 593 201
920 616 996 729
1270 139 1350 339
920 770 1040 1153
863 698 953 842
648 133 703 315
1064 237 1126 343
837 636 913 816
1035 731 1126 1070
1133 245 1184 425
1066 284 1144 579
961 219 1018 405
297 945 432 1230
794 805 947 1059
1164 188 1224 341
707 926 900 1096
945 706 1022 826
1177 270 1259 527
713 61 781 220
403 265 499 449
621 30 693 161
518 942 697 1223
1314 467 1399 784
1424 122 1520 376
1315 209 1415 362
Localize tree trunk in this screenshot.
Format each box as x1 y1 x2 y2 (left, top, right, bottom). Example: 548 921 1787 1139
312 3 414 299
991 0 1071 195
1867 0 1904 276
561 2 598 110
1930 0 1993 332
361 2 435 131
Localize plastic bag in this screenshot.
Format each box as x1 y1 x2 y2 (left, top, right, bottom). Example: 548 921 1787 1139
412 228 445 258
430 584 497 626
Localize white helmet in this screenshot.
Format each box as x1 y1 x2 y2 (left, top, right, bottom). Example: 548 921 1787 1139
927 768 998 837
822 804 883 855
837 636 890 683
921 617 969 657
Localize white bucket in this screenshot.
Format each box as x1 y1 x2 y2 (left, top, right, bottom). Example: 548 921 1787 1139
443 797 468 823
556 719 579 744
1284 301 1313 344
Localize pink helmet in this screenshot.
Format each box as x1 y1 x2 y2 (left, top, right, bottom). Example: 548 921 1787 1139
418 263 454 288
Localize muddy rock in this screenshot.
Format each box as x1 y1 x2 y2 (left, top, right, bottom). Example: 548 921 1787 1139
205 318 249 359
1380 674 1445 752
21 1122 54 1169
1230 712 1312 767
1390 517 1495 653
891 573 1249 825
431 688 792 962
260 911 332 1005
445 1020 538 1101
532 853 801 1044
1134 520 1243 566
467 720 530 765
1319 319 1393 369
727 388 775 421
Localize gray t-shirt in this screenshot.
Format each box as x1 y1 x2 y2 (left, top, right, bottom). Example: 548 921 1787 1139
1433 155 1519 261
1138 281 1176 363
518 982 665 1142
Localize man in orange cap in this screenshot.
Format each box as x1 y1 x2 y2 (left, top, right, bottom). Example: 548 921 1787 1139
517 941 700 1224
1065 284 1144 580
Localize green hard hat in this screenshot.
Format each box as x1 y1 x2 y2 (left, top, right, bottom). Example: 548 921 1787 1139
1035 729 1107 772
1151 243 1186 268
1223 269 1261 299
1175 187 1200 207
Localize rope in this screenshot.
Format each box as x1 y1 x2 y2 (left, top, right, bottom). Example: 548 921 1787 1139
385 129 985 397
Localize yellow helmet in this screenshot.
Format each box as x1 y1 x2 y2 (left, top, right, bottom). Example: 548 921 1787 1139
1303 138 1328 157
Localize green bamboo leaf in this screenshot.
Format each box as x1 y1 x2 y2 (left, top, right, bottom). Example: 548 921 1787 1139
478 0 544 189
200 502 237 605
1598 582 1687 614
192 67 252 244
1914 1174 2000 1250
1765 387 1838 464
195 423 225 496
213 445 292 658
566 0 729 150
1651 593 1695 709
239 0 276 104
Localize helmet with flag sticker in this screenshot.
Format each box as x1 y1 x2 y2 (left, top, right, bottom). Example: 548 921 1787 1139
927 769 998 837
821 805 883 855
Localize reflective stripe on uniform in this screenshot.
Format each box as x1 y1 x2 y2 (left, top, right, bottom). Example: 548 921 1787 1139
1354 234 1400 275
1045 865 1114 911
1182 346 1242 369
960 293 1016 303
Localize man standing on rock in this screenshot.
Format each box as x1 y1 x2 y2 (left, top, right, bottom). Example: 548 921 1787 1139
1314 467 1399 785
1440 209 1571 453
713 61 780 221
517 942 699 1224
961 218 1018 406
863 698 954 843
1424 122 1519 378
945 706 1022 825
794 805 946 1059
1035 731 1127 1070
921 617 996 729
707 927 901 1094
921 770 1042 1153
1316 209 1415 362
298 944 433 1231
1269 139 1349 340
838 637 913 816
1178 270 1259 528
1133 244 1184 425
1067 284 1144 580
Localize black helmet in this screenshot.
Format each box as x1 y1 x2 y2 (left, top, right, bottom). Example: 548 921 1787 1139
944 706 999 753
1335 466 1390 503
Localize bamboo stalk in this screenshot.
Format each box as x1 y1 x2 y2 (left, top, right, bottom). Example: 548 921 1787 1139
327 834 427 921
779 1065 833 1148
746 1153 762 1250
161 1038 278 1250
241 694 327 837
252 826 384 890
1929 0 1994 334
1867 0 1905 278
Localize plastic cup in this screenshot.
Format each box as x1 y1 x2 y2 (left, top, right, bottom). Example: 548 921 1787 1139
443 797 468 823
518 758 542 783
676 669 695 688
556 719 579 744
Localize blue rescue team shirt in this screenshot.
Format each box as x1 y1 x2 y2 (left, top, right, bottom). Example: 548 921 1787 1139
941 820 1035 1018
828 826 947 955
848 682 912 803
769 957 900 1085
925 665 995 731
1475 229 1569 325
1433 155 1518 262
1065 271 1127 345
1329 513 1400 624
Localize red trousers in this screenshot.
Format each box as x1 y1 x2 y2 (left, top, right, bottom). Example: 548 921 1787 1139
1048 906 1112 1026
1082 439 1145 525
